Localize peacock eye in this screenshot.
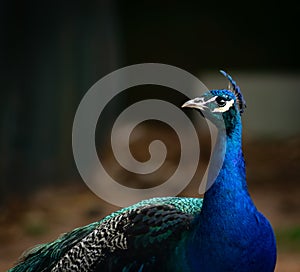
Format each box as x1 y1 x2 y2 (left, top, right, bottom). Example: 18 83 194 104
216 96 226 107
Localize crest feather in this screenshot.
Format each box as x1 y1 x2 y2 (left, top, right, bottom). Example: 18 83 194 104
219 70 246 114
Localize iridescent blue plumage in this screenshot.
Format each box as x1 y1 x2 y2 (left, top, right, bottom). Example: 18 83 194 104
187 94 276 271
9 72 276 272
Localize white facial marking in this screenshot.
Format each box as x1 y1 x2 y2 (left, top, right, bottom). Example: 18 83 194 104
212 98 234 113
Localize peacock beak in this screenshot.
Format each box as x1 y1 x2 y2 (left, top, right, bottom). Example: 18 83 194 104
181 97 208 111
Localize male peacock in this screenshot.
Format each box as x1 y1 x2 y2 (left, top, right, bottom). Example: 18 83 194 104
9 71 276 272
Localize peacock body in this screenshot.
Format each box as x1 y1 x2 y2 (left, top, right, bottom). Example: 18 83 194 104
9 71 276 272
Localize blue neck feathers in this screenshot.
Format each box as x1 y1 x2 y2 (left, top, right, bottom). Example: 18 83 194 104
186 114 276 271
204 119 251 208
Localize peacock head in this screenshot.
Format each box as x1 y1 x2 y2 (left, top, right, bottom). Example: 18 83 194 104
182 70 246 130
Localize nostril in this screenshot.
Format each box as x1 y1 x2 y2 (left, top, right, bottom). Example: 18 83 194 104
194 98 202 103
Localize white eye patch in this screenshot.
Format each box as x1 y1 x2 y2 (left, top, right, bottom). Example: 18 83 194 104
212 99 234 113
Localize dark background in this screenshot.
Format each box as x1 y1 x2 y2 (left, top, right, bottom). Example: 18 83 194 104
1 1 299 270
1 1 299 197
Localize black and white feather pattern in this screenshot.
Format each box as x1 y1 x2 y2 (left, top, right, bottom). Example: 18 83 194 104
52 212 132 271
51 203 196 271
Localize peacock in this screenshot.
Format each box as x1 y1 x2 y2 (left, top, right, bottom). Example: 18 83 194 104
9 71 277 272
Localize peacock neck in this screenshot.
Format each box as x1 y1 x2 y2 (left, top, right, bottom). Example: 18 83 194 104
201 119 253 212
186 115 277 271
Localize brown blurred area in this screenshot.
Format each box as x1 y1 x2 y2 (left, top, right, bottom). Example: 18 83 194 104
1 1 300 271
1 128 300 271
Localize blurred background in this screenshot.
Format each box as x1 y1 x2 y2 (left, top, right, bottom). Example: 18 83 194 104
1 1 299 271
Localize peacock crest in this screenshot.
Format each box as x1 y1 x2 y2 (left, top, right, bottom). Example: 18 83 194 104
220 70 247 114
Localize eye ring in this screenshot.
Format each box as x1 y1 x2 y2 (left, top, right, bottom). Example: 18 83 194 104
216 96 227 107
